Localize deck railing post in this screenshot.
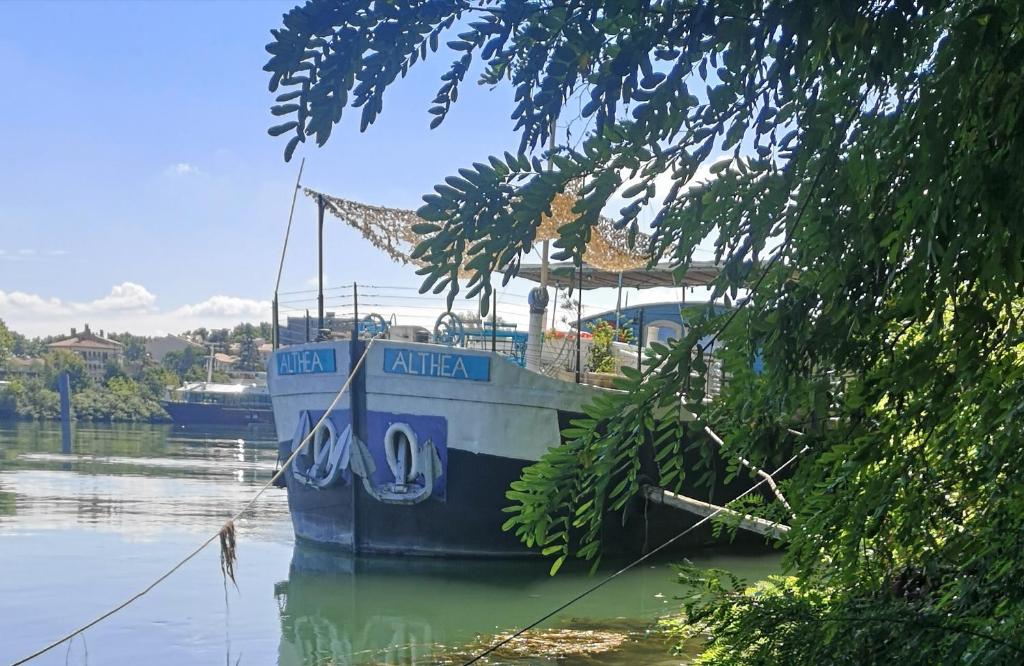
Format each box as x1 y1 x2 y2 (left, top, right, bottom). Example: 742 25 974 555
491 289 497 353
353 282 359 338
575 265 583 384
637 308 644 371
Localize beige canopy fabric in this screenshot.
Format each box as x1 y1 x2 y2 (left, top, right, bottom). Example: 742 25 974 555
309 189 426 268
514 261 724 290
306 186 652 273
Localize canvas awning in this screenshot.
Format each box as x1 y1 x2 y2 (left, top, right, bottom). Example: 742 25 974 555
509 261 723 290
306 185 653 273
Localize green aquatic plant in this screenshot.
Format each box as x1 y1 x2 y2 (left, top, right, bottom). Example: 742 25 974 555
264 0 1024 661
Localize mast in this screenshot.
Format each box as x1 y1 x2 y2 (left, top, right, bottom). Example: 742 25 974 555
525 118 556 371
317 194 326 332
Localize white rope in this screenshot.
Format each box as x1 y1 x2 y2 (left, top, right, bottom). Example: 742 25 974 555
12 339 376 666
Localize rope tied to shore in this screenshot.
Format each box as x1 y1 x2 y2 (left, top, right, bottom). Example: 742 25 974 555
12 339 376 666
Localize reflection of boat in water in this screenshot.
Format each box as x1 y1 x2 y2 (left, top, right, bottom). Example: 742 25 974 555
267 188 744 557
162 381 274 426
274 542 685 666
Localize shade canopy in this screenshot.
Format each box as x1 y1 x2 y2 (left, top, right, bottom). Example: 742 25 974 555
509 261 724 290
306 185 652 273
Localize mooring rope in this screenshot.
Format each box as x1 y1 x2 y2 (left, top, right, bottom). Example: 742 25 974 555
12 339 376 666
461 446 810 665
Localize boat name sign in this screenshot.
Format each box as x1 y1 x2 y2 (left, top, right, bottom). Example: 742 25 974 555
277 348 337 375
384 348 490 382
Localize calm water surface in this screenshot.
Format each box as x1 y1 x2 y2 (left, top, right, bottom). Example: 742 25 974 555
0 422 779 665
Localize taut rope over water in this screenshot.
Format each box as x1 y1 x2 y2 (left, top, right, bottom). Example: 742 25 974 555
461 447 809 665
12 339 376 666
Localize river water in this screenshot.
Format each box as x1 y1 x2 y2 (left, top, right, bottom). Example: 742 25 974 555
0 422 779 665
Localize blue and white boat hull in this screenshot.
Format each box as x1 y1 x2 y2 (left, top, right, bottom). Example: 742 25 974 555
269 339 602 557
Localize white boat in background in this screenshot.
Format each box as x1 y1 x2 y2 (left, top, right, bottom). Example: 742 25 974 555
162 381 273 426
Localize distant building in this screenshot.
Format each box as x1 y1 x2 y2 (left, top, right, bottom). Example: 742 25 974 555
145 334 204 363
0 356 44 381
212 352 238 373
47 325 124 381
257 341 273 368
278 312 352 346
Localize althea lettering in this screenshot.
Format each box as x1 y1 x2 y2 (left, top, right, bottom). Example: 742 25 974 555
389 350 469 379
278 350 334 375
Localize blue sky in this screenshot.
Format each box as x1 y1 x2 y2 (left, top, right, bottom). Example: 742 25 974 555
0 1 703 337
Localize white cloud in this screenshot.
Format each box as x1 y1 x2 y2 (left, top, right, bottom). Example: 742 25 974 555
0 290 64 314
0 248 71 261
0 284 270 337
172 295 270 319
165 162 202 176
78 282 156 312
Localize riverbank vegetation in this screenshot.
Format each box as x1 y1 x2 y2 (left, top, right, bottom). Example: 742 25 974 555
0 319 272 422
266 0 1024 662
0 345 170 422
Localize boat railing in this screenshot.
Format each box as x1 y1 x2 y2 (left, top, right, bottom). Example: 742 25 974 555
272 283 727 396
273 283 541 367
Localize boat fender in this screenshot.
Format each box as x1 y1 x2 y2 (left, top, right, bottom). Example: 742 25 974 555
383 422 419 484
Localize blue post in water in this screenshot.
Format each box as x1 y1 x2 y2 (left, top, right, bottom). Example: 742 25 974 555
58 371 72 454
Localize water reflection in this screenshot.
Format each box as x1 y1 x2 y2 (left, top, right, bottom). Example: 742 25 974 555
0 421 287 536
274 544 779 665
276 546 550 665
0 421 778 665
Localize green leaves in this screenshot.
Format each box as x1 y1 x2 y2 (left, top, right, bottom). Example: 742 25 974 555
266 2 1024 661
264 0 467 161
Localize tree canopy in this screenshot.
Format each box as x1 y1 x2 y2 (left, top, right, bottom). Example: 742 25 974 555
0 319 13 367
265 0 1024 662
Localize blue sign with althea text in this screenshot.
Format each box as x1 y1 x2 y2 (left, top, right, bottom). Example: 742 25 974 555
276 348 337 375
383 348 490 382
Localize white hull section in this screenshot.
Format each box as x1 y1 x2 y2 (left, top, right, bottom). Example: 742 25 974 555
270 339 601 462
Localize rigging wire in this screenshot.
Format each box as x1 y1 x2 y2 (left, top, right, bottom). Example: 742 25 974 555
273 158 306 296
12 340 377 666
461 447 808 665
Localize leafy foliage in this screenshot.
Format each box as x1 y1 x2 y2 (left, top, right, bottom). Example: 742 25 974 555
266 0 1024 661
666 565 1024 665
585 320 618 373
0 319 13 367
162 347 211 382
237 329 263 371
42 350 91 392
0 376 168 422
